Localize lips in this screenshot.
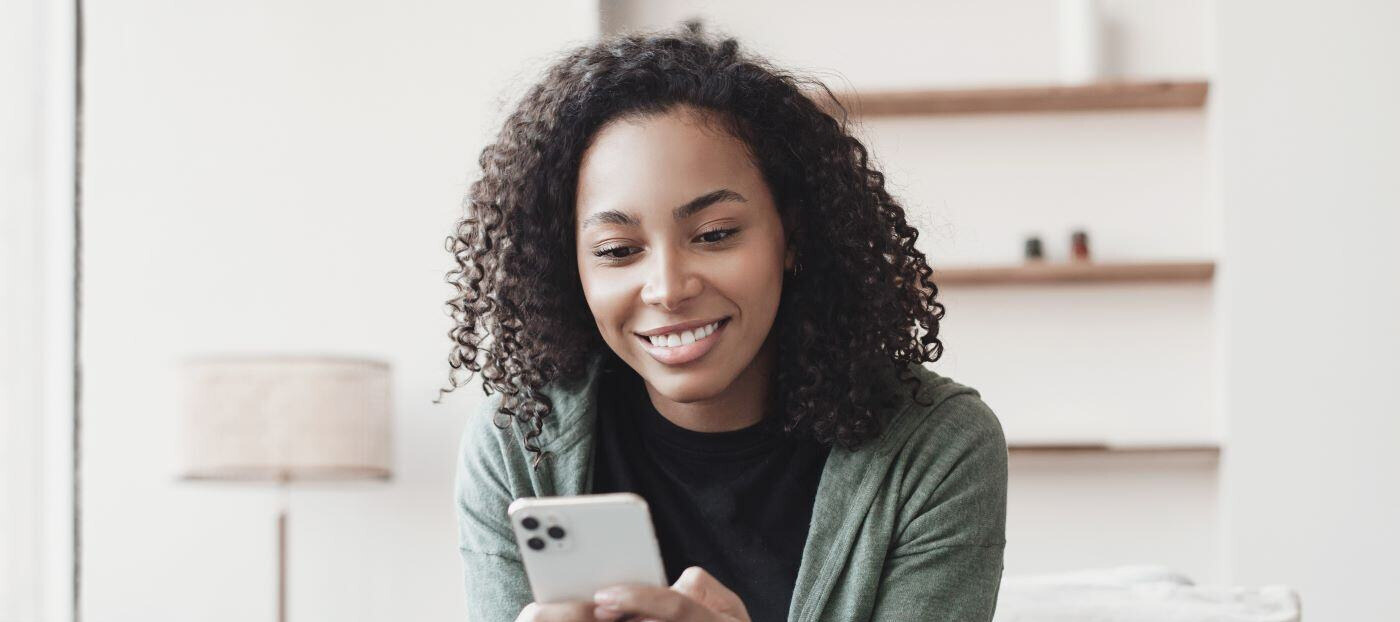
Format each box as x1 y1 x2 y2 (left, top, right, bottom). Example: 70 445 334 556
634 316 730 338
636 317 730 366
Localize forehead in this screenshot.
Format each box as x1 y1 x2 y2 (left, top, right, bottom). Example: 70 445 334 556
575 108 760 219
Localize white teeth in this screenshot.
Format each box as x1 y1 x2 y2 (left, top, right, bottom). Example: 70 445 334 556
646 320 722 348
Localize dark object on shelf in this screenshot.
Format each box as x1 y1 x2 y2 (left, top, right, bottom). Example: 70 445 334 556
1071 229 1091 261
1024 236 1045 262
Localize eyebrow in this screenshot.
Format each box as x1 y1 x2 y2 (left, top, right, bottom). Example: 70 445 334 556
580 188 747 231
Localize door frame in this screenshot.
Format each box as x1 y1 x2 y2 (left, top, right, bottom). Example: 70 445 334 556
1 0 79 620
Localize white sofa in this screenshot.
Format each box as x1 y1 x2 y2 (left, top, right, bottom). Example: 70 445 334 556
994 565 1302 622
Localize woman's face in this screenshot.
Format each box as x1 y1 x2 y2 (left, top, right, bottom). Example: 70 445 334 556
575 106 792 404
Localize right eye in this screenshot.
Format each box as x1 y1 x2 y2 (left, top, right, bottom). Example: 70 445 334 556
593 245 638 261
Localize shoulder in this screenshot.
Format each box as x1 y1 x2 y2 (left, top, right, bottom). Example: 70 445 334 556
878 363 1008 510
455 389 523 503
456 351 609 481
880 362 1007 460
457 389 515 471
877 363 1009 545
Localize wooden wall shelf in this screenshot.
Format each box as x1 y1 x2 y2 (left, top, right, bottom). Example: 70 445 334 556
818 79 1209 117
933 260 1215 286
1008 442 1221 457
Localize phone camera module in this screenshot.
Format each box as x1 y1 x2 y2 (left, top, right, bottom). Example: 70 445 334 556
520 516 539 530
547 526 566 539
527 537 545 551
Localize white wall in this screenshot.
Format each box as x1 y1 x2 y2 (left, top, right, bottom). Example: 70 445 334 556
1 0 46 616
2 0 77 619
1216 1 1400 618
604 0 1224 584
81 1 595 620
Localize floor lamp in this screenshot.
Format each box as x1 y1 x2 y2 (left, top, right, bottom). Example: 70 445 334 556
176 355 393 622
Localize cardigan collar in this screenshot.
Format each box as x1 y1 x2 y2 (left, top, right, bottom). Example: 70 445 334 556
533 348 959 451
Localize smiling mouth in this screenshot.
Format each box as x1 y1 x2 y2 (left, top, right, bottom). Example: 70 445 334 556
636 317 728 346
634 317 731 366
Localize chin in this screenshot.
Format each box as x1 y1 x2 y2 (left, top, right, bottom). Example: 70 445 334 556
637 360 734 404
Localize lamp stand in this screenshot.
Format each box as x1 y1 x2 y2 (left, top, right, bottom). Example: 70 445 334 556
276 476 290 622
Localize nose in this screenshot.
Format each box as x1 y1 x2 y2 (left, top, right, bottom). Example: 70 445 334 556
640 247 702 311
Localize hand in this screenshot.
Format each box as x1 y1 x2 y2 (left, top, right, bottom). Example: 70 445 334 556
514 601 597 622
593 566 751 622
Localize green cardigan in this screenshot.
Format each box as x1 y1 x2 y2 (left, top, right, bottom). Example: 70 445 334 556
455 352 1008 621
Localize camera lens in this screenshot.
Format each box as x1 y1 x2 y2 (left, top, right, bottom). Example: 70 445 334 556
547 526 566 539
520 516 539 530
527 537 545 551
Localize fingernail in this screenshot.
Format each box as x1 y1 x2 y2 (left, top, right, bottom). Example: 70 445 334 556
593 589 619 606
593 605 622 621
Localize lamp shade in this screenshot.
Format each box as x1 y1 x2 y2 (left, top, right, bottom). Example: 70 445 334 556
177 355 393 482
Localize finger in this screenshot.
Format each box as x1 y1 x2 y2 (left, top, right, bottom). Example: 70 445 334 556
671 567 747 621
588 606 635 622
594 584 711 622
593 609 656 622
517 600 597 622
671 567 711 603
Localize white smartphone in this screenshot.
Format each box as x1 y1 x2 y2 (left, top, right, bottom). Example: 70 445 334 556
507 492 669 604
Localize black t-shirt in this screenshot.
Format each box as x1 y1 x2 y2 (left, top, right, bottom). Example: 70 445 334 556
589 359 831 622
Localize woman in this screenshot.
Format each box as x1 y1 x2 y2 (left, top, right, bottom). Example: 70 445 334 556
442 21 1007 622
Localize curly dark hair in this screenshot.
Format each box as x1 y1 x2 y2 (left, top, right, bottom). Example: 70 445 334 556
437 20 945 468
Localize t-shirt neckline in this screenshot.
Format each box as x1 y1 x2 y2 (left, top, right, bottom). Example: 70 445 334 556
614 363 785 459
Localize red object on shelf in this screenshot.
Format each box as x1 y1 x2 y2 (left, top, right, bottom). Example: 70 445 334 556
1071 229 1091 261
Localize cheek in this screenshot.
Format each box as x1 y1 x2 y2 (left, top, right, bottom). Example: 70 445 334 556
716 241 785 310
578 266 633 332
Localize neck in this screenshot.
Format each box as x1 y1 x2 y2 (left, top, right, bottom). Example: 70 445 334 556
643 328 777 433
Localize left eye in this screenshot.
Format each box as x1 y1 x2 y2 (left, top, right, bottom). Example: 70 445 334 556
698 228 736 243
